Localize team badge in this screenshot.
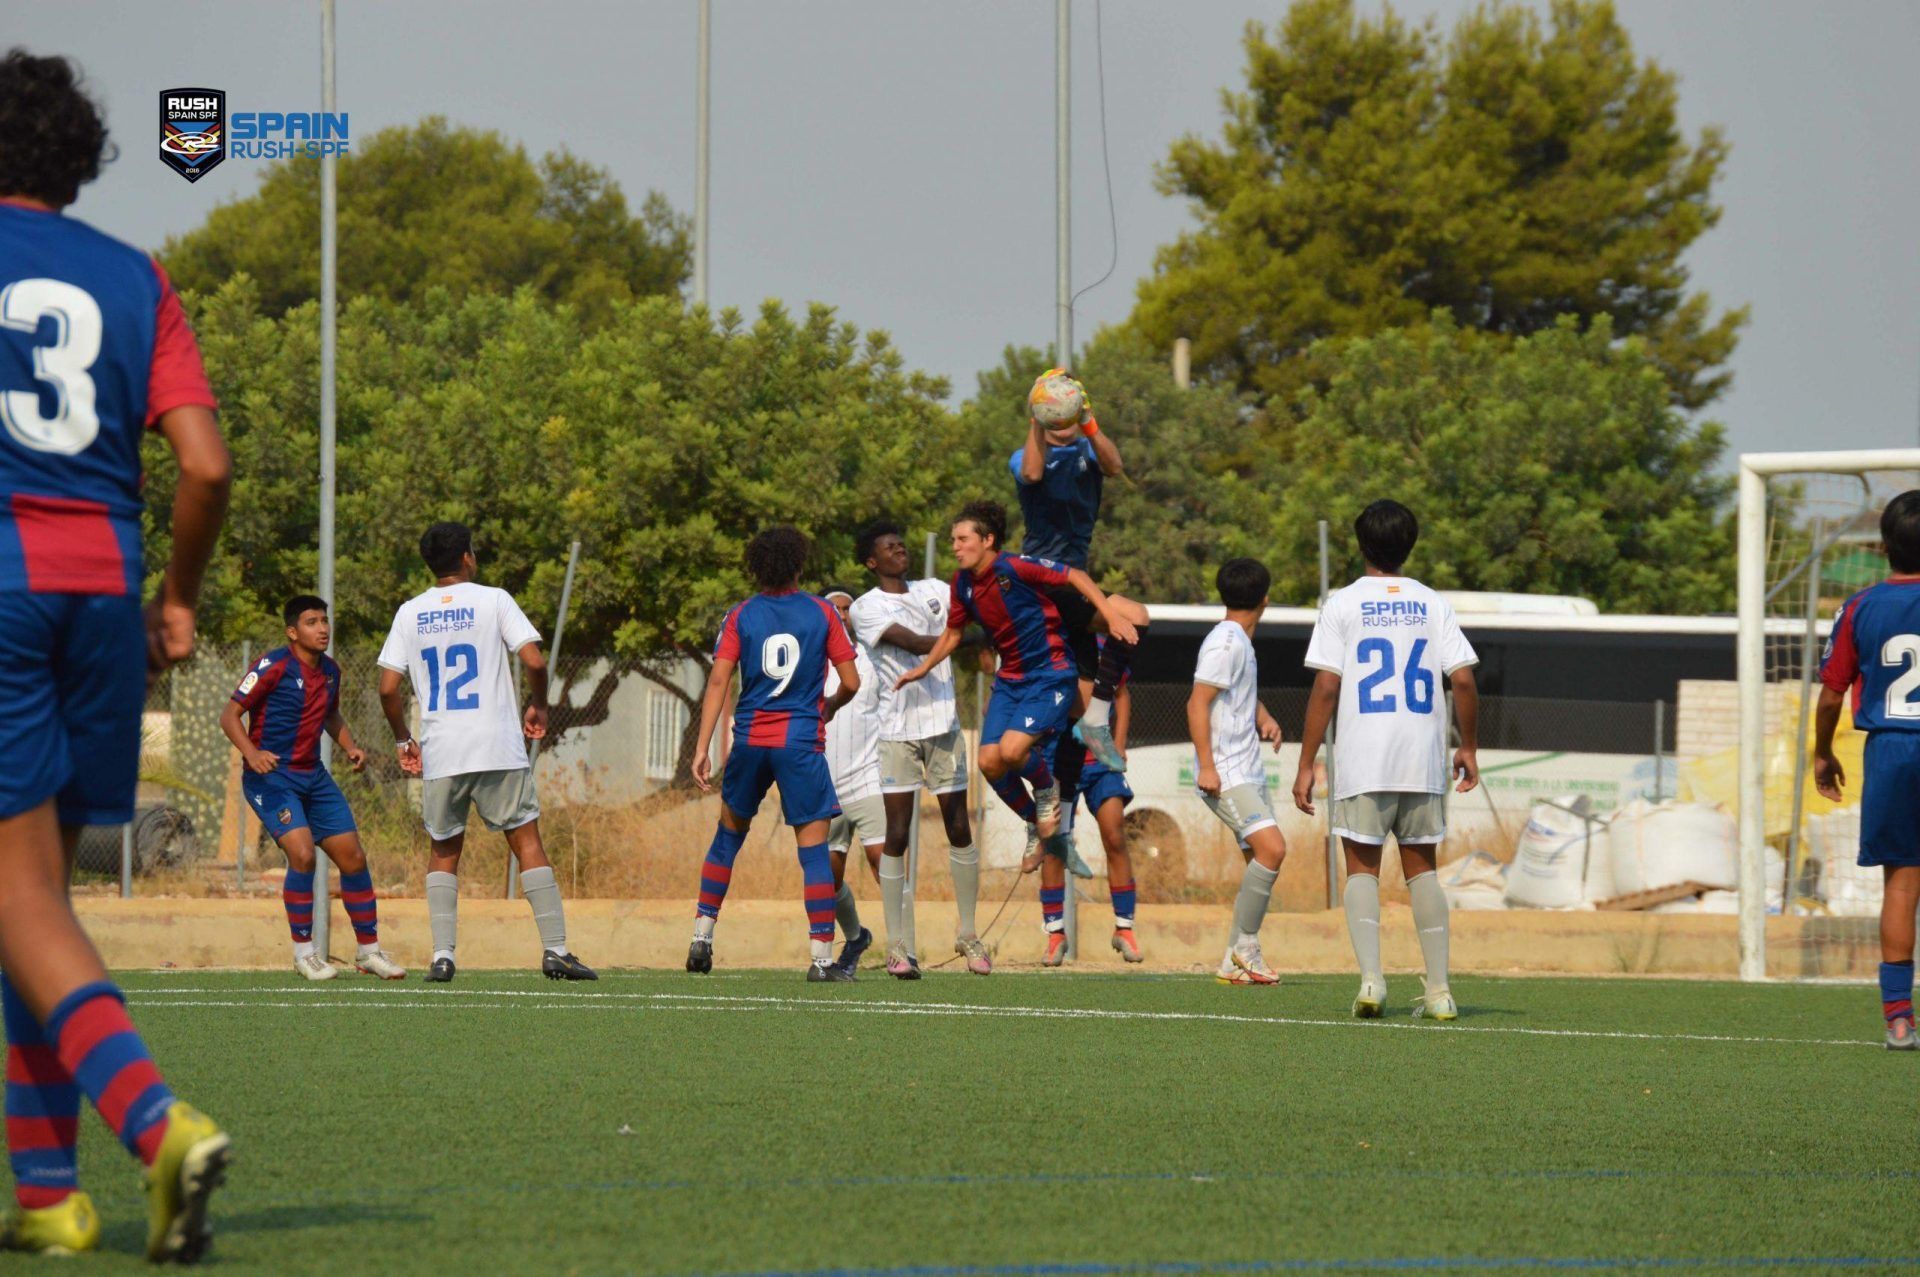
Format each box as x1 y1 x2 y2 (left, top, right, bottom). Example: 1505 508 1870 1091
276 808 293 826
159 88 227 183
237 671 258 695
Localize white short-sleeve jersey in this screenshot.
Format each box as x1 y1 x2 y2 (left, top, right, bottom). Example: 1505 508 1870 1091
1304 575 1477 799
824 646 882 804
849 579 959 741
378 580 542 781
1193 620 1265 791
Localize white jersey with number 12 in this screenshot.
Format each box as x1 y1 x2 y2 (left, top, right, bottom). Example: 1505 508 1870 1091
378 580 542 781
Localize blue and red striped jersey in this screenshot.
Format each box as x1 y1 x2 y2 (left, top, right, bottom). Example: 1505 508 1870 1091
0 200 217 596
947 553 1075 683
1820 578 1920 734
715 590 856 751
231 647 342 770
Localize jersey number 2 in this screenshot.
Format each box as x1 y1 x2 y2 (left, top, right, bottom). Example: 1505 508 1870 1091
423 644 480 711
1356 637 1435 715
0 279 102 455
1883 635 1920 720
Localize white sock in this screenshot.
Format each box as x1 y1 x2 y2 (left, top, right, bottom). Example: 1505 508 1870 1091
433 948 454 963
693 915 716 942
293 940 316 960
1081 698 1111 729
357 941 380 957
519 865 569 955
810 938 833 964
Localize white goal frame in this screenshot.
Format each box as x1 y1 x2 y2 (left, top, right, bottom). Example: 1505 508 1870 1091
1737 448 1920 980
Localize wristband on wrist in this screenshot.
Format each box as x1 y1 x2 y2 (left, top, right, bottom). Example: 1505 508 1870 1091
1081 416 1099 437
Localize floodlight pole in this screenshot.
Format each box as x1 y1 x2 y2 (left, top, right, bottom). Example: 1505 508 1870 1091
1055 0 1071 369
313 0 339 958
694 0 711 307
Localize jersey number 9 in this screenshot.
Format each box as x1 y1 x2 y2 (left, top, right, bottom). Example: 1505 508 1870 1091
762 633 800 697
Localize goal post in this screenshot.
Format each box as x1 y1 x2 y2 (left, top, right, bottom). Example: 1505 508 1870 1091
1737 449 1920 981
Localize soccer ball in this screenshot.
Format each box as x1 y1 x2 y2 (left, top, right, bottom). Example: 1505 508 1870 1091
1028 369 1088 429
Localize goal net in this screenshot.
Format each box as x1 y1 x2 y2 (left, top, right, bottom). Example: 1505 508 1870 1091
1738 450 1920 980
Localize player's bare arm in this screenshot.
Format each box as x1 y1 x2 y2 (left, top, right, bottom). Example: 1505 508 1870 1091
1450 667 1480 792
147 405 232 673
690 655 737 792
217 700 279 775
1086 419 1123 477
516 641 549 739
377 667 423 776
326 709 368 772
898 627 964 688
823 658 860 722
1063 567 1140 645
1812 683 1847 800
1292 669 1341 814
1018 418 1049 484
1187 681 1222 796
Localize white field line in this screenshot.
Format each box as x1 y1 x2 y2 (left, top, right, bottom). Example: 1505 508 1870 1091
123 986 1880 1049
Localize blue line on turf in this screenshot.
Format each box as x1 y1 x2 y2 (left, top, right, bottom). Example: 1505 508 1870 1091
710 1259 1920 1277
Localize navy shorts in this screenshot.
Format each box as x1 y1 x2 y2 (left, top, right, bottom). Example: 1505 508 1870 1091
0 592 143 826
243 766 358 843
721 744 840 827
1079 757 1134 816
1860 731 1920 867
982 674 1077 748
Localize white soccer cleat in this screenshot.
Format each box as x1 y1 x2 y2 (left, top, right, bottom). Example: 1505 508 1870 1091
1217 941 1278 986
354 949 407 980
1413 984 1458 1022
1352 976 1385 1019
295 953 337 982
1033 783 1061 839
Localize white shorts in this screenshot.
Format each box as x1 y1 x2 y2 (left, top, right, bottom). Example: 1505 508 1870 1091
1332 791 1446 846
828 793 888 853
879 728 969 795
1201 783 1278 845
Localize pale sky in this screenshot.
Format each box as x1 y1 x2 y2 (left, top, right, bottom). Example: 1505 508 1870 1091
15 0 1920 461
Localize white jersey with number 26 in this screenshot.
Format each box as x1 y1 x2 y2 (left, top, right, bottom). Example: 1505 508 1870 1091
378 580 542 781
1304 576 1476 800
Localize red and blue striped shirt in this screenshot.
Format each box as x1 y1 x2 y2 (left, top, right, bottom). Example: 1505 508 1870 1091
230 647 342 770
715 590 856 751
947 553 1076 683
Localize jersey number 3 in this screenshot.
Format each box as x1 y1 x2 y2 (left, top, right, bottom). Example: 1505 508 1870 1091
0 279 102 455
1356 637 1435 715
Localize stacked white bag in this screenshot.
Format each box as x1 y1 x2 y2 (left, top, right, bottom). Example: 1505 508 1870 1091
1503 796 1610 909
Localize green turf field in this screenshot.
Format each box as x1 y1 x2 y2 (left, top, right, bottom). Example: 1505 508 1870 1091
31 969 1916 1275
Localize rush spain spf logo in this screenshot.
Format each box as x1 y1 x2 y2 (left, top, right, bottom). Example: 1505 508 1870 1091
159 88 226 183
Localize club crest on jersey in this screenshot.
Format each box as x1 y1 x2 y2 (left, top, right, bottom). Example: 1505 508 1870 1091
276 808 293 826
159 88 226 182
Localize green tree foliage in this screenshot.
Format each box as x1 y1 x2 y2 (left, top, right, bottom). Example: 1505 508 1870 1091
160 119 689 325
1252 314 1733 611
953 339 1257 603
1130 0 1744 410
148 284 959 766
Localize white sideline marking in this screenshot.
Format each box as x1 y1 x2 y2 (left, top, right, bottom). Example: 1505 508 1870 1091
123 985 1879 1049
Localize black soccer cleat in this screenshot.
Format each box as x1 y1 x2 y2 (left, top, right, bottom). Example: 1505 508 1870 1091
833 925 873 976
543 951 598 981
807 960 856 983
423 957 456 984
686 939 713 974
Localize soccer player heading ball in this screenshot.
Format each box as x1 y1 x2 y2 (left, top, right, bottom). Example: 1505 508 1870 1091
0 48 233 1260
1293 501 1481 1022
1812 491 1920 1050
1013 369 1151 878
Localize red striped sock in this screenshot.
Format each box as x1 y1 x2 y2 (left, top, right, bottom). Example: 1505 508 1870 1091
46 983 174 1166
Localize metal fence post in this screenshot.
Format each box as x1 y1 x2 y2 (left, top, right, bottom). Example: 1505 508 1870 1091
236 641 250 890
1319 520 1338 909
1652 699 1667 803
120 822 132 899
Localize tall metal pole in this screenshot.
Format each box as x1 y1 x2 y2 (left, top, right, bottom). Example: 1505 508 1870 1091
1784 517 1825 907
904 534 935 921
1319 520 1337 909
313 0 338 957
693 0 711 307
510 540 583 899
1055 0 1071 368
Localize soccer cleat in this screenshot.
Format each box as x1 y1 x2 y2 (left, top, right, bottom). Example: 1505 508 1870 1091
1888 1015 1917 1050
1111 928 1143 963
1 1191 100 1255
686 939 713 974
1413 985 1459 1022
424 957 456 983
1033 783 1062 839
807 959 855 983
1019 823 1045 874
834 925 873 975
144 1101 232 1264
354 949 407 980
885 941 921 980
1051 832 1096 880
1042 930 1068 967
295 952 337 982
1074 721 1127 772
1352 976 1386 1019
1217 943 1279 986
543 951 598 981
955 935 992 975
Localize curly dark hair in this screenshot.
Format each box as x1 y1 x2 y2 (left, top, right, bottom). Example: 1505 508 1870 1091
854 518 904 568
953 500 1006 551
745 525 810 591
0 50 111 207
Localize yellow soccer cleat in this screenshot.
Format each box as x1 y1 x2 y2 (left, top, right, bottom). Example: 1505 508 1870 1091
1352 977 1386 1019
144 1101 232 1264
1413 984 1459 1022
0 1191 100 1255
